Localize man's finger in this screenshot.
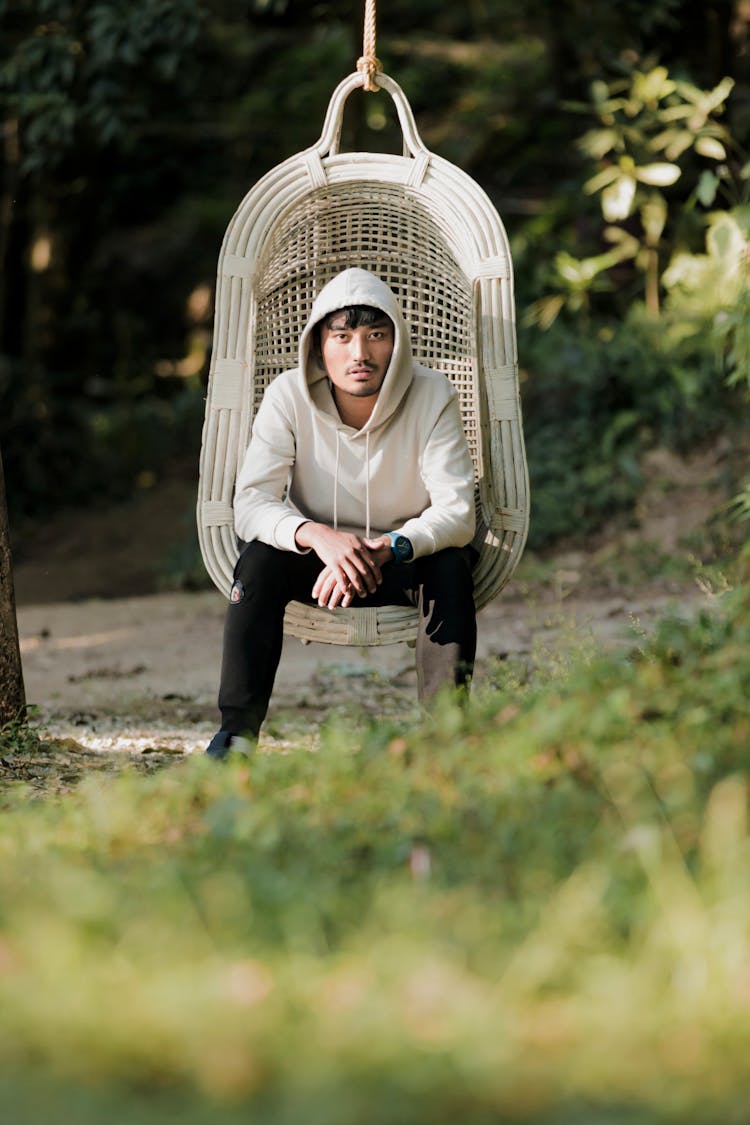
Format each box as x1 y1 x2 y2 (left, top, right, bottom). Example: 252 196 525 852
314 570 337 605
342 558 374 595
312 569 329 600
324 578 354 610
349 552 380 590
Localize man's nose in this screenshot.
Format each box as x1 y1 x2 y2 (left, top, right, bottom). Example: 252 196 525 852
351 332 368 360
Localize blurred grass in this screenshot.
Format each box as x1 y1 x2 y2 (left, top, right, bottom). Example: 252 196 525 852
1 586 750 1122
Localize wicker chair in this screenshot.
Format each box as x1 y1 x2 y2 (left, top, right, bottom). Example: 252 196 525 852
197 70 529 645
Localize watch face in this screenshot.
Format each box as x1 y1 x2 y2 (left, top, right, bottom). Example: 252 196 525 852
393 535 413 561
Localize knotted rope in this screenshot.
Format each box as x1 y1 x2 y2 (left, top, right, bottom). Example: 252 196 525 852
356 0 381 92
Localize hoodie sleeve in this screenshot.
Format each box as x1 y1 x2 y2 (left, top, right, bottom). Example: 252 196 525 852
395 391 476 558
233 377 310 553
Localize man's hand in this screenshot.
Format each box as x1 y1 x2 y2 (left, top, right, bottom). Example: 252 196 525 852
312 536 394 608
294 524 391 609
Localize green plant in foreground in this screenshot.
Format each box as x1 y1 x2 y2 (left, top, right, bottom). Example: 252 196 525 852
0 588 749 1122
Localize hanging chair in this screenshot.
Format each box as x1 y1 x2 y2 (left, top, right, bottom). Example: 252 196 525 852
197 51 529 646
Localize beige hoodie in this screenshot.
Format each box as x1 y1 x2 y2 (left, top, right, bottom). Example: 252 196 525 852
233 268 475 560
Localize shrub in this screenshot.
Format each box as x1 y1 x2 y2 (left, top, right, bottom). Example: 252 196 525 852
520 307 742 547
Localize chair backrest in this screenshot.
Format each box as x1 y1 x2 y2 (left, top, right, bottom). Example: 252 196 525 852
198 71 529 645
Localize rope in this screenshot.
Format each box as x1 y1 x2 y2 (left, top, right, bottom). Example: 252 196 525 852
356 0 381 92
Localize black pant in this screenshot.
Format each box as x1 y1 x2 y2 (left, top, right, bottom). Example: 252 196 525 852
217 541 477 738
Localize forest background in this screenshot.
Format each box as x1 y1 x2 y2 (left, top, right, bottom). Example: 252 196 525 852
1 0 749 574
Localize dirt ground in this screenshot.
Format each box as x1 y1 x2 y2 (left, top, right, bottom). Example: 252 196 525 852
8 443 733 782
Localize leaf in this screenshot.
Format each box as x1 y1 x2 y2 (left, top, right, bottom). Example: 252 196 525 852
640 193 667 244
677 75 735 114
694 135 726 160
601 175 636 221
603 227 640 257
591 79 610 105
650 129 695 162
523 295 565 331
695 170 719 207
584 166 621 194
632 66 676 104
578 128 620 160
706 213 746 264
659 104 693 123
635 162 681 187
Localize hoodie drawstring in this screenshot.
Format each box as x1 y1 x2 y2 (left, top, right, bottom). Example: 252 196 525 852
365 431 371 539
333 430 341 530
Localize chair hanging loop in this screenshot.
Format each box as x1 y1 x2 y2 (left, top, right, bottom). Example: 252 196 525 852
356 0 381 91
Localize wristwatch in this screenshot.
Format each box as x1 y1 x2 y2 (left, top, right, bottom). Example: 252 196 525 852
388 532 414 563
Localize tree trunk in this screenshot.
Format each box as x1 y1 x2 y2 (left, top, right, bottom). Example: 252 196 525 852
0 445 26 726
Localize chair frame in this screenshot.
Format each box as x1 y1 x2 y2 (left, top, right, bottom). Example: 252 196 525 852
198 70 529 645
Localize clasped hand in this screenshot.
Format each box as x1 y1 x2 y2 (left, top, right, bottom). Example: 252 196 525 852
294 523 392 609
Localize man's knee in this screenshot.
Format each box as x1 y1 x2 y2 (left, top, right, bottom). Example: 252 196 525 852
234 540 282 584
230 541 300 609
416 546 475 598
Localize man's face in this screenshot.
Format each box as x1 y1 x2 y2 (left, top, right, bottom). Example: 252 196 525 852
319 312 395 401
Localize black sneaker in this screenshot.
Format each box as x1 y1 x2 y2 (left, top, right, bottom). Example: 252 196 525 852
205 731 255 760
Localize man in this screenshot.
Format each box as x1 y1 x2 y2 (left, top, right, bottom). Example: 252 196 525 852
206 267 477 759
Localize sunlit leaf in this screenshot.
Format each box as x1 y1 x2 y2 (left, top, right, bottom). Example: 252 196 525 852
555 251 592 285
603 227 640 258
694 135 727 160
659 104 693 123
635 162 681 186
591 79 610 103
650 128 695 161
523 294 565 331
601 175 636 221
640 193 667 244
675 75 735 115
584 165 620 194
578 128 620 159
632 66 675 104
706 214 747 264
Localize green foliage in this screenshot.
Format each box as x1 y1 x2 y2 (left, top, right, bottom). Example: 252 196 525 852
0 357 205 519
517 57 749 548
1 587 750 1120
529 61 740 323
0 0 206 171
0 713 40 760
662 206 750 385
520 306 741 547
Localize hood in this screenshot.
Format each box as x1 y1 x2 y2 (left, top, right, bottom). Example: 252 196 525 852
298 268 414 433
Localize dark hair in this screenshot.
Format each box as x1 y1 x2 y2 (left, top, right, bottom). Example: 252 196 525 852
313 305 392 353
322 305 389 330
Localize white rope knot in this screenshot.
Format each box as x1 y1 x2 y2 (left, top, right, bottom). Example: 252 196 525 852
356 54 382 92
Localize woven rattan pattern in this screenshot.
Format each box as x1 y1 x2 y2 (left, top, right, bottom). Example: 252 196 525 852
253 184 479 468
